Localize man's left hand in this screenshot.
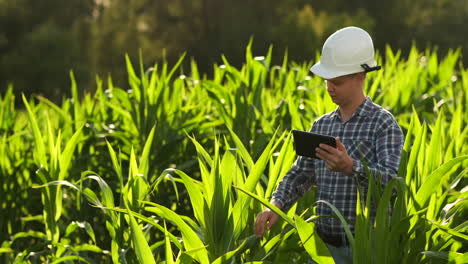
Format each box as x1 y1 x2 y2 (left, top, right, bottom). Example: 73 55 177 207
315 137 354 175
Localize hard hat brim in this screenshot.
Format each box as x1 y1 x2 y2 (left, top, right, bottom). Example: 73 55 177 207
310 62 363 79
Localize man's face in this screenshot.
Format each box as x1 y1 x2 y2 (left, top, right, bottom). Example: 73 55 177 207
325 73 363 105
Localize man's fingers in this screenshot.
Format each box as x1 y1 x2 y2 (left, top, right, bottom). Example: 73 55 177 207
315 147 336 162
318 143 338 153
335 137 347 151
266 213 278 230
315 137 352 173
254 214 261 235
254 213 265 237
315 147 329 160
255 210 278 237
255 211 269 237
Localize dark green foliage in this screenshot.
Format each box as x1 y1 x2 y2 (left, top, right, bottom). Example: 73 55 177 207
1 0 468 102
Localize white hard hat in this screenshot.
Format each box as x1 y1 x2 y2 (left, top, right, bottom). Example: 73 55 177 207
310 26 380 79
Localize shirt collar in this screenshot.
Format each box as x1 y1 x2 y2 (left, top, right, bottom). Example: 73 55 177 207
355 96 373 117
329 96 373 120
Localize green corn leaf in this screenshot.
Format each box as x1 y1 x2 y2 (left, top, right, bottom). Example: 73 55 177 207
231 133 279 237
126 207 156 264
139 125 156 177
295 216 333 263
190 58 200 80
166 52 186 82
425 109 444 174
139 49 148 88
406 122 426 191
212 235 259 264
36 95 72 123
105 100 133 121
316 200 355 249
219 148 238 206
126 54 141 96
47 118 58 174
22 94 47 169
374 178 399 263
235 186 294 227
58 126 83 181
144 202 210 264
69 71 84 130
421 251 468 263
265 132 294 199
416 125 428 182
51 256 91 264
71 244 103 253
226 126 254 171
188 133 214 170
98 205 184 250
106 140 124 188
0 248 13 254
167 168 207 236
87 175 115 208
428 220 468 241
261 228 296 256
354 181 369 263
415 156 468 208
111 240 120 264
164 221 175 264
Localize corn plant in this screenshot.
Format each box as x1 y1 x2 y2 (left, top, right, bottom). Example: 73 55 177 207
0 87 38 257
2 95 86 263
348 109 467 264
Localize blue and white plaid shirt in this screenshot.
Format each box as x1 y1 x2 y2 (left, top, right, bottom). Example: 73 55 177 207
272 97 404 238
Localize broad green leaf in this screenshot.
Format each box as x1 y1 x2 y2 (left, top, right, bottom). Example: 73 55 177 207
168 169 205 227
126 207 156 264
145 202 210 264
227 126 254 170
235 186 295 227
295 217 333 263
212 235 258 264
265 132 294 199
139 125 156 177
374 178 399 263
58 126 83 180
22 94 47 169
415 156 468 207
71 244 103 253
51 256 91 264
316 200 355 248
164 221 175 264
106 141 124 188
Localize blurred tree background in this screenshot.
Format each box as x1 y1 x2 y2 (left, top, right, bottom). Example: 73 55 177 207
1 0 467 102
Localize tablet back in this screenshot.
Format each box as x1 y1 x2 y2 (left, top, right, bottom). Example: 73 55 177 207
292 130 336 159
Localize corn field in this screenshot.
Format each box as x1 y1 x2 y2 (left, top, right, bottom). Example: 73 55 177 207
0 44 467 264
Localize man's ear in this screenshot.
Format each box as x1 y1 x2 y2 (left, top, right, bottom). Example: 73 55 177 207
357 72 367 81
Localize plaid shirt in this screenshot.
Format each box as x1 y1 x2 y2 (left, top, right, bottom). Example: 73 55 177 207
272 97 404 238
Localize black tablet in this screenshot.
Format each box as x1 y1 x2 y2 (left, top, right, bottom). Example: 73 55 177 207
292 130 336 159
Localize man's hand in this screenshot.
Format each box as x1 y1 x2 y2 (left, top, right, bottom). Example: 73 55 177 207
315 137 353 175
254 201 282 238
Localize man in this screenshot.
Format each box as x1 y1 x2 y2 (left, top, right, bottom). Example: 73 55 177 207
254 26 404 263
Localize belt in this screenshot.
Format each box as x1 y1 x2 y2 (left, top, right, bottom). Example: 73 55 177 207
316 229 348 248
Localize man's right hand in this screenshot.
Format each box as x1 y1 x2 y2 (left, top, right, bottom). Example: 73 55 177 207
254 201 282 237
